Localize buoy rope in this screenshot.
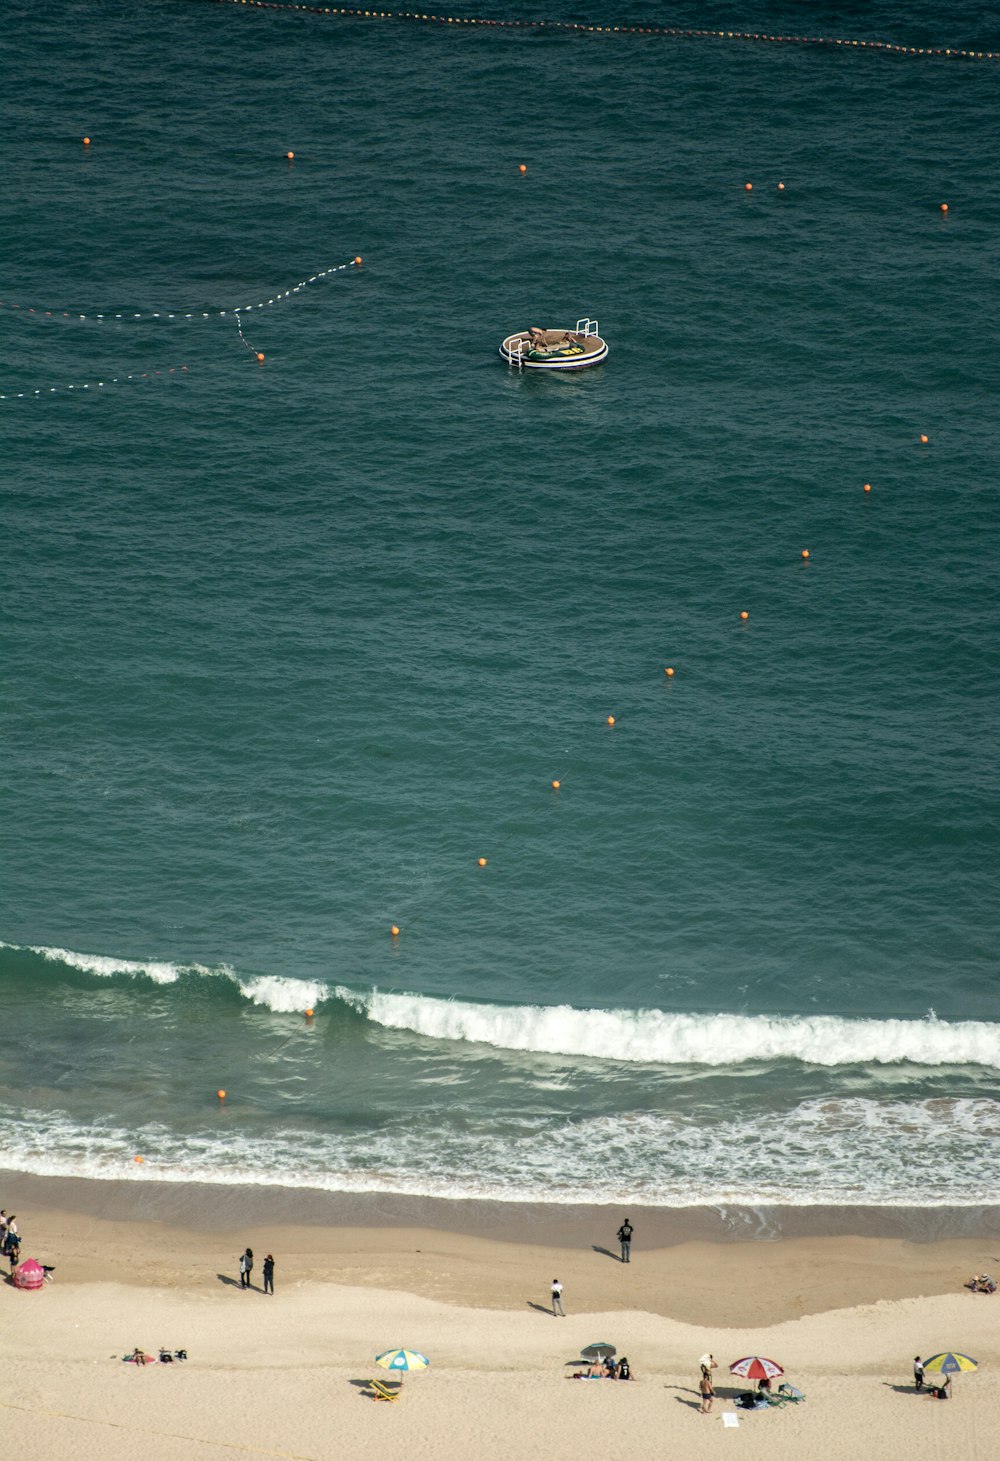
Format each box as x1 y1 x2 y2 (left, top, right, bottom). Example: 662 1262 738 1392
0 258 360 400
204 2 998 60
0 257 360 329
0 365 191 402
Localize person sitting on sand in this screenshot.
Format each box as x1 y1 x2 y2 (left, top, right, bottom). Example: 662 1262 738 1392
130 1348 147 1366
968 1273 996 1293
570 1365 603 1379
603 1356 618 1379
617 1356 633 1381
928 1373 951 1399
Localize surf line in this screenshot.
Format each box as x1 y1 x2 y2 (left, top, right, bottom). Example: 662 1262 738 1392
205 3 999 61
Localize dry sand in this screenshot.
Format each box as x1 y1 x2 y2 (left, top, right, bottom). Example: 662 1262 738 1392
2 1183 999 1460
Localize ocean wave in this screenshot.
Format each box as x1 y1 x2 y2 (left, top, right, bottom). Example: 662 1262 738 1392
3 942 999 1068
3 1097 999 1207
351 990 1000 1070
15 942 208 986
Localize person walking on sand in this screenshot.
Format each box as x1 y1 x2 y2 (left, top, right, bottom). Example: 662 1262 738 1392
913 1356 925 1391
551 1277 565 1317
699 1370 715 1413
262 1253 274 1295
239 1247 254 1289
617 1217 634 1264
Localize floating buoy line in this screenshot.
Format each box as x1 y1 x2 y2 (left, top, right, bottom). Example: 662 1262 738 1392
0 257 361 402
205 2 998 60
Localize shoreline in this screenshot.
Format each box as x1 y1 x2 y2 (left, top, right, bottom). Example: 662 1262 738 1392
4 1168 1000 1245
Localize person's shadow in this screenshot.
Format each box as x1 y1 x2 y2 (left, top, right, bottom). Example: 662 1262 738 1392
592 1245 622 1263
216 1272 249 1289
527 1301 556 1315
883 1383 929 1397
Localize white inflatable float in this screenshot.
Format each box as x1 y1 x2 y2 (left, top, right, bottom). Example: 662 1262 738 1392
500 318 608 370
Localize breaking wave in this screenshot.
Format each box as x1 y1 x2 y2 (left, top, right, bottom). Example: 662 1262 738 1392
4 942 999 1069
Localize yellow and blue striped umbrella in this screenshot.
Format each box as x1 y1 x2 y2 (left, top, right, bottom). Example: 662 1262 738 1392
375 1348 430 1373
923 1352 978 1374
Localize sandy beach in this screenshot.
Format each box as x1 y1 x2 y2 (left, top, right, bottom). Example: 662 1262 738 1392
3 1176 998 1460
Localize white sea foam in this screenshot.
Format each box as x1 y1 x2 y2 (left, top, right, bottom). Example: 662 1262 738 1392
3 941 322 1009
238 975 330 1013
3 1097 999 1207
346 989 1000 1070
19 943 196 985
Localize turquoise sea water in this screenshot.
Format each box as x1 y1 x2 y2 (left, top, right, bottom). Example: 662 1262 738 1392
2 1 999 1210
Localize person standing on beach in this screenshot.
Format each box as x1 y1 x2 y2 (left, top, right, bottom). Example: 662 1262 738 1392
699 1370 715 1413
262 1253 274 1295
617 1217 633 1263
239 1247 254 1289
913 1356 924 1391
551 1278 565 1317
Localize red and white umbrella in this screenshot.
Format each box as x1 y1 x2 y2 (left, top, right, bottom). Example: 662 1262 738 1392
729 1356 784 1382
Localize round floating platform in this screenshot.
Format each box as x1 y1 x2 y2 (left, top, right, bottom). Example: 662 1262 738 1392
500 324 608 370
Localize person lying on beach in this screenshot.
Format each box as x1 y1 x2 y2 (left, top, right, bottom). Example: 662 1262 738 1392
927 1374 951 1399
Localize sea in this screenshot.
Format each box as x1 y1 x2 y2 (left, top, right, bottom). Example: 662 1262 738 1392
2 0 999 1221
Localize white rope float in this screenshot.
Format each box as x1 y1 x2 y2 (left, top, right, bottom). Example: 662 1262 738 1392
0 257 361 329
203 2 999 61
0 257 362 400
0 366 190 402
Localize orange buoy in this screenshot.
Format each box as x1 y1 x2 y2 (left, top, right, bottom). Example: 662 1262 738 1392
940 202 949 212
256 352 265 363
477 857 487 867
740 610 749 621
777 181 785 190
390 924 400 937
863 482 872 493
801 549 810 559
519 163 527 174
305 1008 314 1019
551 779 561 790
607 715 615 725
285 151 295 160
134 1155 144 1164
665 667 675 678
354 255 362 265
82 136 91 146
920 434 928 443
744 181 753 191
217 1089 226 1100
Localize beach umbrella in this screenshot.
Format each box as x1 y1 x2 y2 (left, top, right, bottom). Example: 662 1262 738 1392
729 1356 784 1382
375 1348 430 1374
581 1342 616 1361
922 1353 978 1375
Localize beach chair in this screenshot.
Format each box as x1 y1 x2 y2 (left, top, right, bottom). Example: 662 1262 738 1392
764 1383 805 1408
370 1379 401 1403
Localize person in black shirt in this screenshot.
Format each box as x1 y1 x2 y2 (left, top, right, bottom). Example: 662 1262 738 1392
617 1218 634 1264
